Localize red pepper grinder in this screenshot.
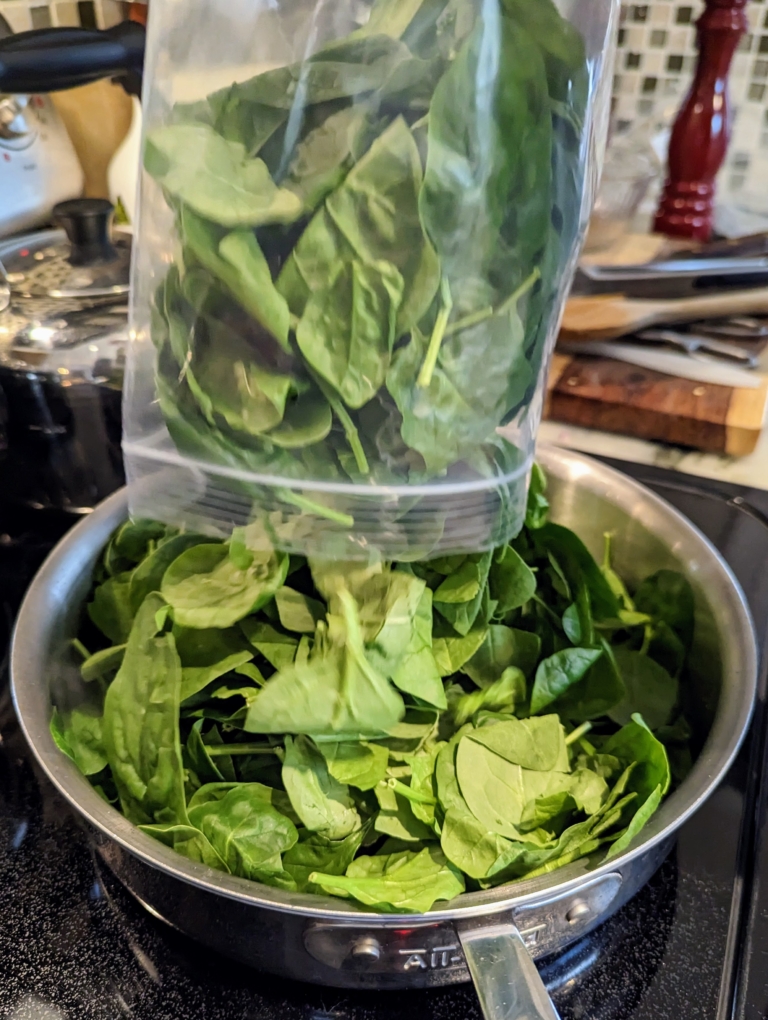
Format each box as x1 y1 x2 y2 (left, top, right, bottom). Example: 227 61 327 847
653 0 748 241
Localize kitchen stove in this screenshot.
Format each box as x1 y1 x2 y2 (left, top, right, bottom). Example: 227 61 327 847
1 460 768 1020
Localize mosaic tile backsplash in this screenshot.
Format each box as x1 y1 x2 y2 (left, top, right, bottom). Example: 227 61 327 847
1 0 766 219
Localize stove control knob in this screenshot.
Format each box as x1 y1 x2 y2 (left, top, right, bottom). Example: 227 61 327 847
349 936 381 964
0 95 29 139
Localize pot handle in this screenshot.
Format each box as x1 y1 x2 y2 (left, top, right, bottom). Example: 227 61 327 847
0 22 144 95
458 922 561 1020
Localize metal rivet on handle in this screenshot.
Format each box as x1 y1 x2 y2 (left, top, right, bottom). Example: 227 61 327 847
565 899 592 924
349 936 381 963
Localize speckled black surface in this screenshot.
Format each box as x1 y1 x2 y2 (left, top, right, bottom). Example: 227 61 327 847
1 464 768 1020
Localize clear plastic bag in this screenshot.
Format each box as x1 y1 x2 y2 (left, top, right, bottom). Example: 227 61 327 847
124 0 619 558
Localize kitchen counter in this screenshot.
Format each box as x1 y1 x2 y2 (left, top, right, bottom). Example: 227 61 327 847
538 418 768 491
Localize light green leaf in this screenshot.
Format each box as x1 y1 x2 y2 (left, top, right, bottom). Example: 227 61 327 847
275 586 326 634
162 542 288 629
187 783 299 880
282 735 360 840
309 846 464 912
244 591 404 738
239 619 299 670
146 123 302 227
320 741 390 790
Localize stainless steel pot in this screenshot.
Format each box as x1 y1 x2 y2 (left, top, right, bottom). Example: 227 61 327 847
10 448 757 1020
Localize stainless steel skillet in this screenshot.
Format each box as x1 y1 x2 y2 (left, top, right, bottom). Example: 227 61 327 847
10 447 757 1020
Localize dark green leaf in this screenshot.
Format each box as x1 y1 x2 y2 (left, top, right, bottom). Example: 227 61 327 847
102 593 187 826
608 647 679 731
463 625 542 686
634 570 695 650
296 257 403 409
489 544 537 614
530 647 603 715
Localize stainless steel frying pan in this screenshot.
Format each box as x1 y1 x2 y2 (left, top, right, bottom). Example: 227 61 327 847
10 447 757 1020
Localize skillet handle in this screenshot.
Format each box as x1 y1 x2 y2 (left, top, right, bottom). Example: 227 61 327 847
458 922 561 1020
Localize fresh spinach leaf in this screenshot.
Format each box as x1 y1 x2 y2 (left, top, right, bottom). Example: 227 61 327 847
187 783 299 881
102 594 187 826
51 705 108 776
320 741 390 790
634 570 695 651
463 624 541 686
244 590 404 737
608 647 679 731
530 647 603 715
162 542 289 629
275 586 326 633
145 123 303 227
309 845 464 912
296 257 403 408
282 735 361 840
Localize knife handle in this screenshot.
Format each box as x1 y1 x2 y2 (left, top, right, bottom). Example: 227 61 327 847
662 287 768 323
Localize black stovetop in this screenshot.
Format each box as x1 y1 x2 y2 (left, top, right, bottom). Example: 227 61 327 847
2 460 768 1020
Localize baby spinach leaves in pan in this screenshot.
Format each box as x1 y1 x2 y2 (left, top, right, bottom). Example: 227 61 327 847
57 468 691 912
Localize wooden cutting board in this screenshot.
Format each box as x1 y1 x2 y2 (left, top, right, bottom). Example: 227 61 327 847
544 353 768 455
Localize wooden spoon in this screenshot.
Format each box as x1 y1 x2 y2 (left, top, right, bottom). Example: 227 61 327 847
560 287 768 341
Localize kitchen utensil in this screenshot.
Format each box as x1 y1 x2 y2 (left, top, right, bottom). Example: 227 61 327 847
555 340 763 388
691 316 768 340
667 232 768 261
10 447 757 1015
0 198 128 518
561 289 768 341
0 15 85 236
545 355 768 455
634 329 760 368
580 256 768 283
0 22 144 95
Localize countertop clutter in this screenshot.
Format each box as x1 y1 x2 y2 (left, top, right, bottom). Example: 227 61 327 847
541 231 768 491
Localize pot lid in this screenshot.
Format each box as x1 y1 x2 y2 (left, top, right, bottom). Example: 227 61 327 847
1 198 130 300
0 200 130 383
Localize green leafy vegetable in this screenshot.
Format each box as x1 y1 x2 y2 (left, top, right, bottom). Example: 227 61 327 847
144 0 593 538
55 468 692 912
310 846 464 912
162 541 289 629
282 735 361 840
102 594 187 826
145 123 302 227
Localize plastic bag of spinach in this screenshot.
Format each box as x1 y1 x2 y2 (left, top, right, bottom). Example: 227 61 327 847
123 0 617 558
54 467 693 913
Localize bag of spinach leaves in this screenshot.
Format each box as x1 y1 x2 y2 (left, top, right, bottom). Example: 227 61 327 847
123 0 616 557
53 467 693 913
